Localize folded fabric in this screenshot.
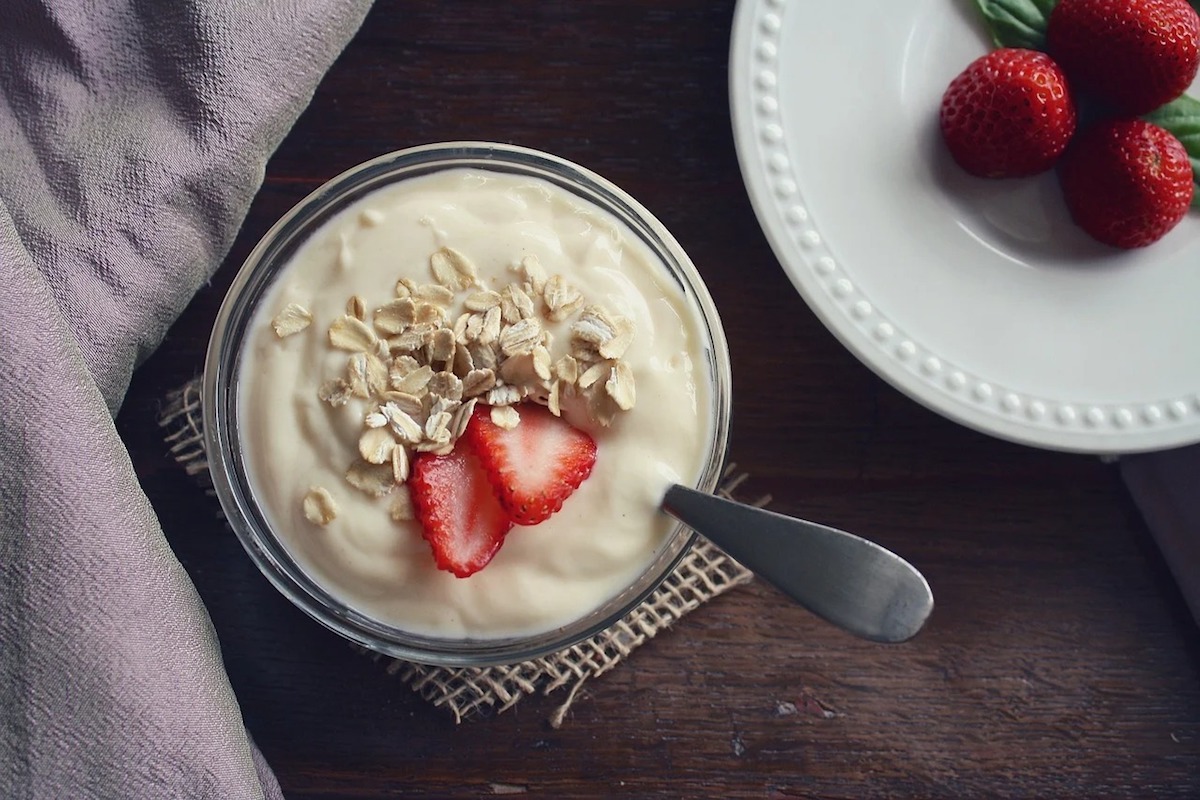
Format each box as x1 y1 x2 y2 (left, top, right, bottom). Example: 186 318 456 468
0 1 370 797
1121 445 1200 625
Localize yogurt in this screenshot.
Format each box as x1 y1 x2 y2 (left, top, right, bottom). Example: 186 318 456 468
238 168 714 639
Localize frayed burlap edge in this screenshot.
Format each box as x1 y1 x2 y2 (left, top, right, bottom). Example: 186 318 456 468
158 377 761 725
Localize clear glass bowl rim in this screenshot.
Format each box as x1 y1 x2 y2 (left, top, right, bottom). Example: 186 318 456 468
202 141 733 667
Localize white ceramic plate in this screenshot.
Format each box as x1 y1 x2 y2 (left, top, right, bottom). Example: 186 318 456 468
730 0 1200 454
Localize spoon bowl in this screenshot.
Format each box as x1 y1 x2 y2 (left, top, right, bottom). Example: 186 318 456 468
662 484 934 643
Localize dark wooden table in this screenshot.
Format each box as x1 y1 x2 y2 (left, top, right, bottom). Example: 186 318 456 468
116 2 1200 797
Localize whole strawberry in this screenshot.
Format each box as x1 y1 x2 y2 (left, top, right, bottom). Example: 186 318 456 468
940 48 1077 178
1059 118 1194 248
1047 0 1200 115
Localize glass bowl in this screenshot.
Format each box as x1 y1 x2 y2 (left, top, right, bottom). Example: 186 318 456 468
203 142 732 667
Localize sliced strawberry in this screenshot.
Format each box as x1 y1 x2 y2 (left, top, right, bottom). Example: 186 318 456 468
409 445 513 578
465 403 598 526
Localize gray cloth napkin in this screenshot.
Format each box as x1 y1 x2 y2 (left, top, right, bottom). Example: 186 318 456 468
0 1 370 797
1122 446 1200 624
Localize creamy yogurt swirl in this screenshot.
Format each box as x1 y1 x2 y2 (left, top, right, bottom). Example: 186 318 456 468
239 168 713 639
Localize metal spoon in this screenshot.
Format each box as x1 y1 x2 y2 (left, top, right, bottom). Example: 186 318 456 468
662 484 933 643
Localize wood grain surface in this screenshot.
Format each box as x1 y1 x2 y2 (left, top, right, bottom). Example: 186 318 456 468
115 2 1200 797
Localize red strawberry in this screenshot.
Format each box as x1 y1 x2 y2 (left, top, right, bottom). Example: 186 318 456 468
409 445 513 578
1058 118 1194 248
940 48 1078 178
1047 0 1200 116
465 403 598 526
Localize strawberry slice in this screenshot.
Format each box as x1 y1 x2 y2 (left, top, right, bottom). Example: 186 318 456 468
409 445 514 578
465 403 598 526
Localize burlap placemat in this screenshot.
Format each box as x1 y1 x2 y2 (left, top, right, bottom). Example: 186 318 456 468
159 377 758 724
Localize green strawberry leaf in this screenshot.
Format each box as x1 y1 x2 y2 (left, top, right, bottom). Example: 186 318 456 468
971 0 1058 50
1144 94 1200 209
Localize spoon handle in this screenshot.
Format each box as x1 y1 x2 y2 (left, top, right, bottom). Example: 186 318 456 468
662 484 933 644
